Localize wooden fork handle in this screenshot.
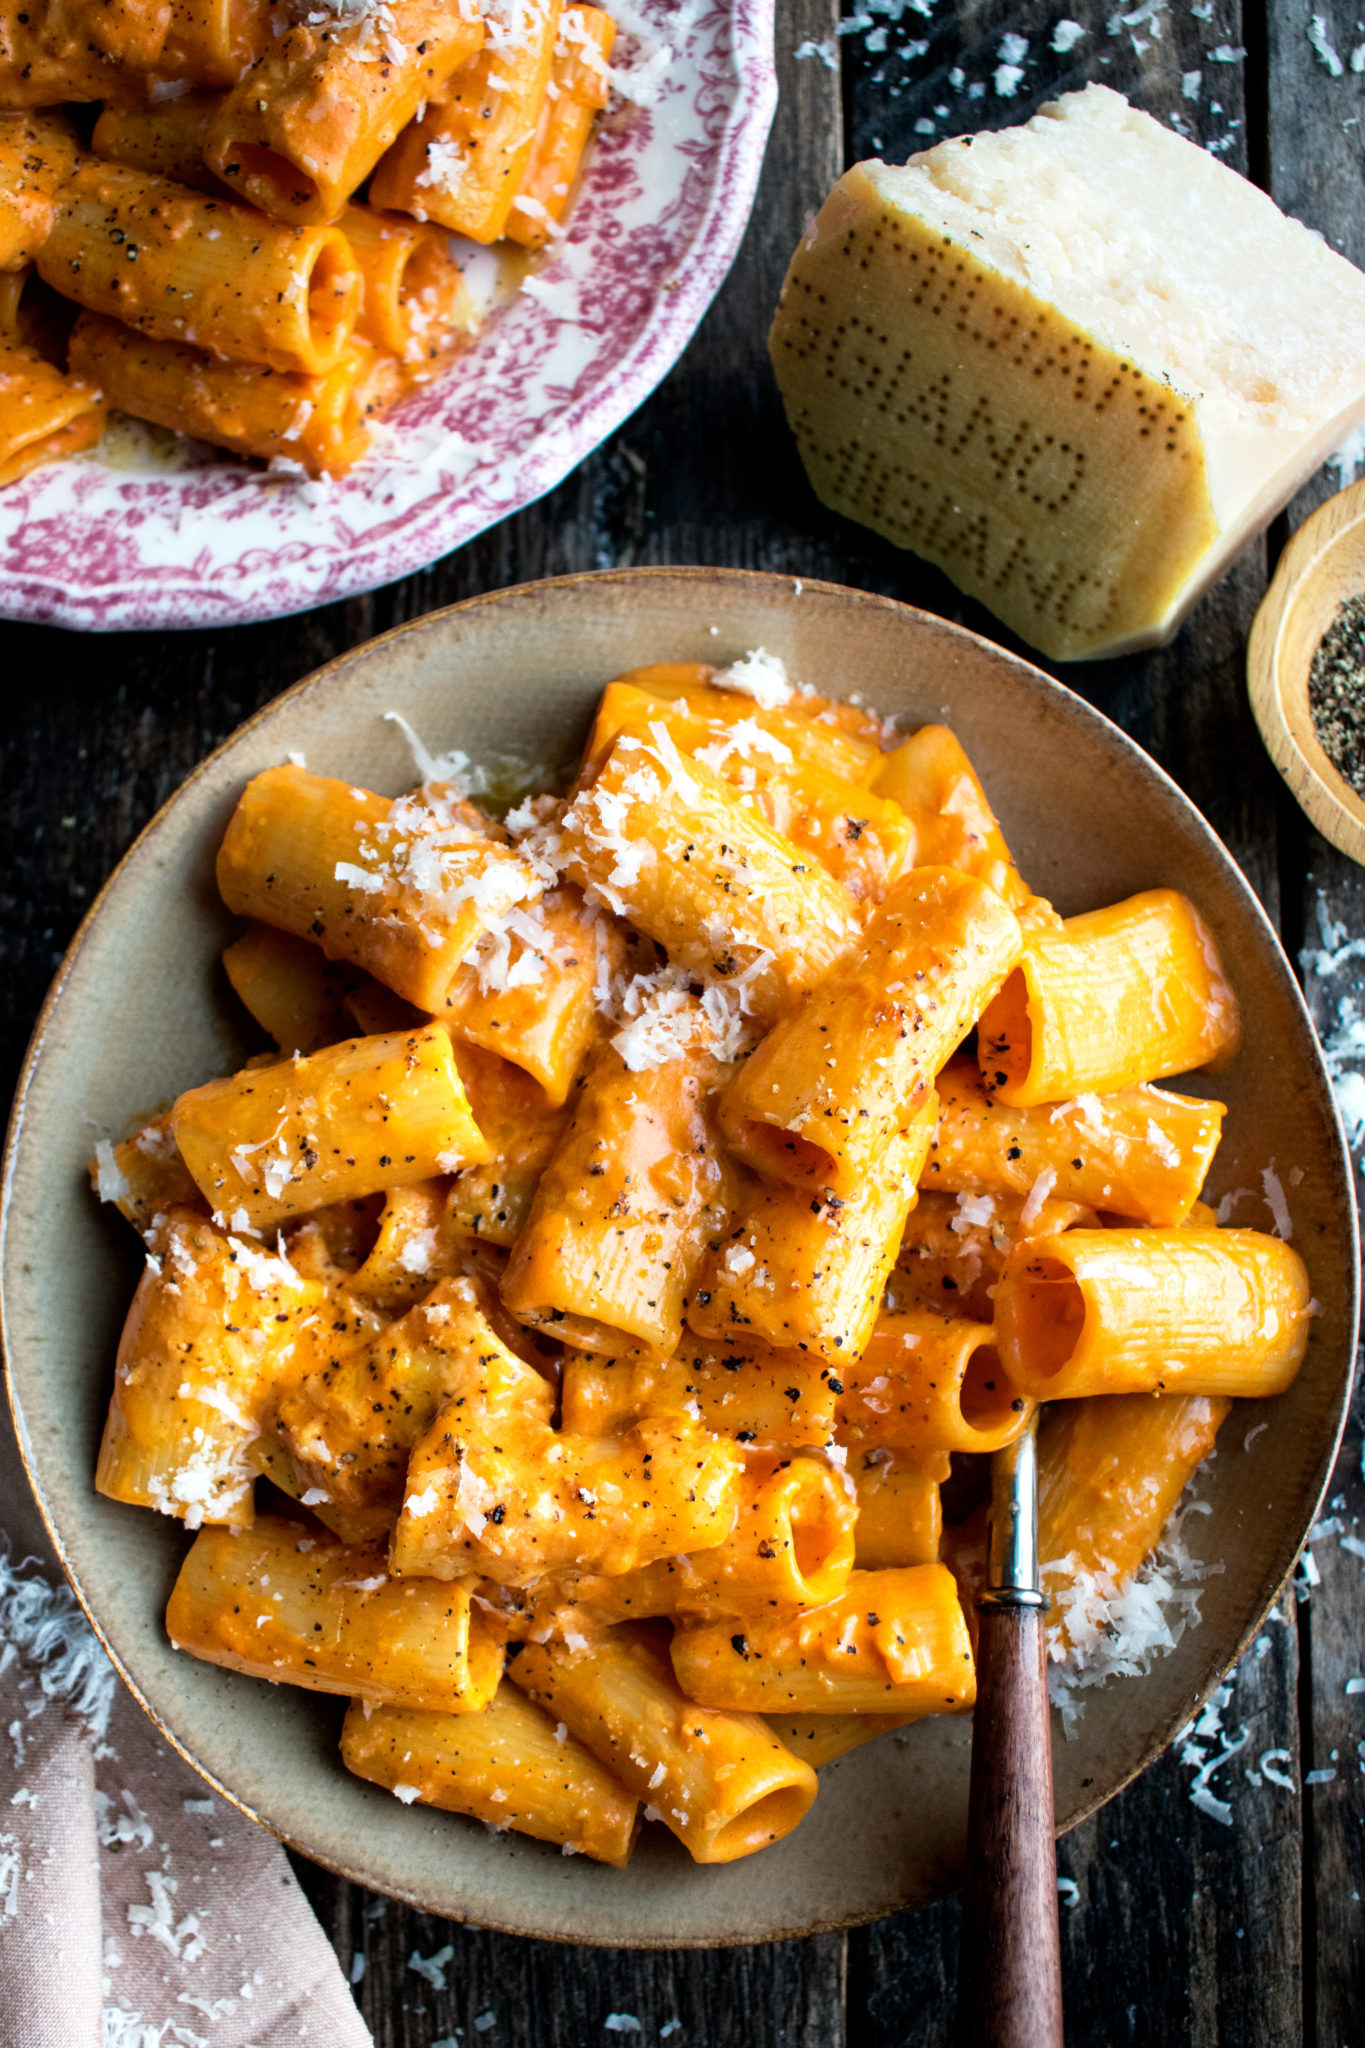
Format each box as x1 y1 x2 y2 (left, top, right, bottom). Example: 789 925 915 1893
958 1601 1064 2048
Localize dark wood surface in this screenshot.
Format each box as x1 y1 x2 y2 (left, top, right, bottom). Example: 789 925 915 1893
3 3 1363 2040
960 1605 1064 2048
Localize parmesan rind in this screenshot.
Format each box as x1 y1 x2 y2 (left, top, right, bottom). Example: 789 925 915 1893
769 84 1365 661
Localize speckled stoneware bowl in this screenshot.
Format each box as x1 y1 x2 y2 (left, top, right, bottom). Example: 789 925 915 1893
0 3 775 632
3 569 1357 1945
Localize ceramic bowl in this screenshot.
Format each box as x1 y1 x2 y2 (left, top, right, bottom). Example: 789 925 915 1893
3 568 1356 1945
0 3 775 632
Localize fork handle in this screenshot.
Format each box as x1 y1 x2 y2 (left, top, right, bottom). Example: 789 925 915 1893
957 1601 1064 2048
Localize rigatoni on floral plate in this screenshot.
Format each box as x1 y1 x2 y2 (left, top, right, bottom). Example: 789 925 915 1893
0 1 619 481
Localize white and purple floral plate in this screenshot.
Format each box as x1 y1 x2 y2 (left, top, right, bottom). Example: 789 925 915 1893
0 1 775 631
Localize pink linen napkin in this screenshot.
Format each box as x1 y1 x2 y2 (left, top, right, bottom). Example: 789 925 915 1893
1 1424 375 2048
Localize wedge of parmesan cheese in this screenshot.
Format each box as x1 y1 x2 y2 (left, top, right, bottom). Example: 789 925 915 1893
769 85 1365 661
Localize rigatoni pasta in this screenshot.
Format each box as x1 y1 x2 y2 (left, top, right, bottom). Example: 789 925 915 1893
0 0 621 480
976 887 1241 1103
88 651 1314 1873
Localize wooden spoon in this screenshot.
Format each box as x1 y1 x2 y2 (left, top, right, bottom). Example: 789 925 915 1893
957 1413 1064 2048
1248 477 1365 866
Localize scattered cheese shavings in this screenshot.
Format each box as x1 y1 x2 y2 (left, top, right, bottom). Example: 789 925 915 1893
1260 1161 1293 1239
93 1138 131 1204
408 1943 456 1989
994 30 1028 95
0 1550 115 1739
127 1870 207 1961
392 1782 421 1803
95 1789 155 1853
604 2019 644 2034
712 647 794 708
1048 1500 1221 1735
1309 13 1345 75
1052 19 1086 52
1019 1167 1057 1227
0 1834 23 1920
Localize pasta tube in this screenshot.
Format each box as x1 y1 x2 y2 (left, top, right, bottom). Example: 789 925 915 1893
340 1686 640 1866
341 1179 469 1310
215 766 544 1010
719 868 1021 1196
0 6 130 103
835 1311 1034 1457
204 0 485 225
42 162 359 374
499 1023 735 1359
66 313 383 478
91 91 224 192
0 111 78 269
95 1208 322 1525
561 1341 842 1450
995 1227 1313 1399
872 724 1030 906
445 1043 570 1248
544 1452 857 1623
508 1624 818 1864
1037 1392 1229 1650
248 1427 398 1546
221 922 354 1052
170 1024 489 1230
438 888 605 1103
71 0 175 65
505 4 613 248
687 1108 936 1367
0 343 105 485
166 1517 503 1711
342 204 476 374
920 1054 1224 1228
89 1113 204 1236
392 1409 743 1588
851 1449 947 1569
556 729 860 1026
584 682 916 906
273 1273 552 1513
0 267 74 360
976 888 1241 1104
671 1565 976 1716
591 663 885 788
667 1451 856 1612
159 0 267 87
890 1186 1095 1321
768 1712 918 1768
369 0 561 244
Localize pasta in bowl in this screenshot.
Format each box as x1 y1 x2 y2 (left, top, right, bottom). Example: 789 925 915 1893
2 569 1355 1943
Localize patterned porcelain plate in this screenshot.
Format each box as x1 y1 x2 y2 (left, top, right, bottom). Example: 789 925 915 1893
0 2 775 632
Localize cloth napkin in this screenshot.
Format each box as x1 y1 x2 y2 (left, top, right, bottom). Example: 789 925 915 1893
1 1418 375 2048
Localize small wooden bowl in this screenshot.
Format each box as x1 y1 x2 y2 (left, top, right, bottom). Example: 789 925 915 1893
1249 479 1365 864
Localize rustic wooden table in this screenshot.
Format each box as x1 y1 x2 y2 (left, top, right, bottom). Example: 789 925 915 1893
3 4 1363 2041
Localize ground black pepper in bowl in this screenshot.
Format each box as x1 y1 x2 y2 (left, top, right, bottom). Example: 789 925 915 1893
1309 593 1365 798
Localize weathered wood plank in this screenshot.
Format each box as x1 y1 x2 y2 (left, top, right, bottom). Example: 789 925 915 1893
1265 15 1365 2044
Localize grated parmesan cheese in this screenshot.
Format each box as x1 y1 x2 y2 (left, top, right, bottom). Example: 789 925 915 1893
93 1138 131 1205
1048 1499 1221 1736
712 647 794 709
